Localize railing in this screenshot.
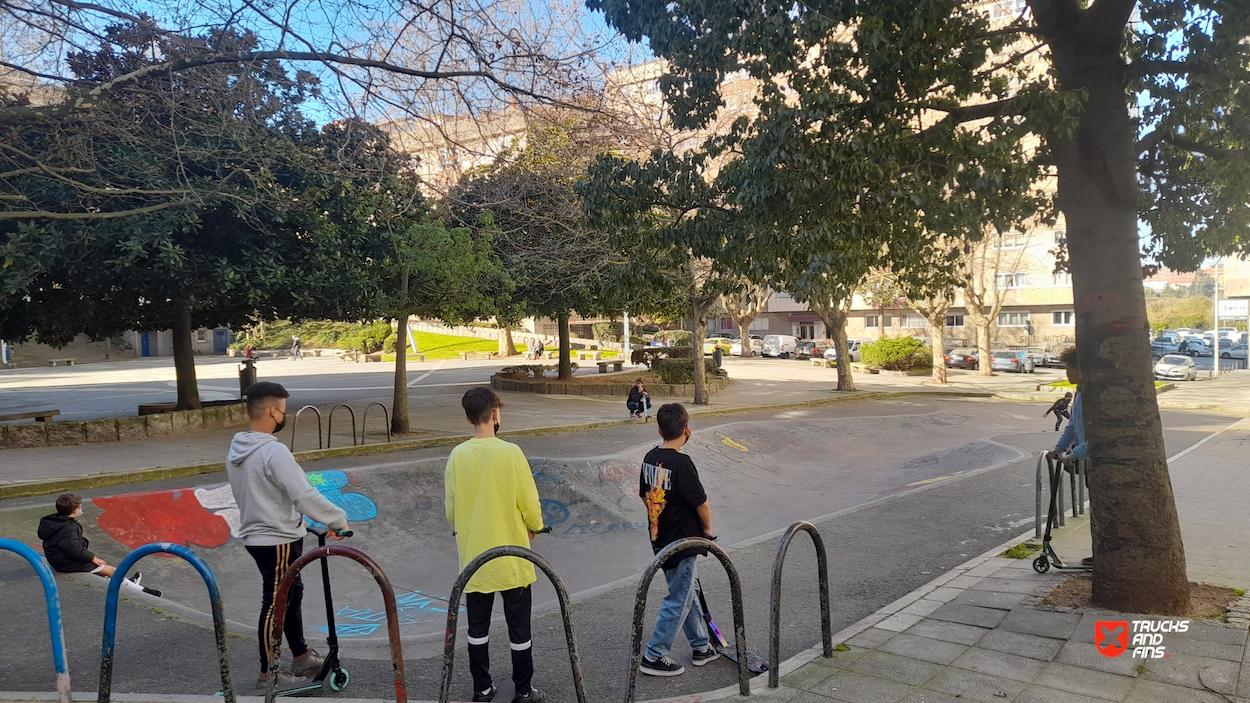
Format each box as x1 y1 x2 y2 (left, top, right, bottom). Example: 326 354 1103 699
441 546 585 703
363 402 392 444
1035 453 1087 537
0 539 72 703
98 543 234 703
267 546 407 703
626 538 749 702
326 403 358 448
769 522 832 688
290 405 323 450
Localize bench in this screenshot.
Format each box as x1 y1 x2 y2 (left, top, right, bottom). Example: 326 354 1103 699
811 358 837 368
0 409 60 423
364 352 384 362
575 351 603 361
47 358 76 367
596 360 624 373
459 351 497 361
336 350 360 362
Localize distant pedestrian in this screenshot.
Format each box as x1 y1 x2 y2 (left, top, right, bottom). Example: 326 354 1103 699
1043 392 1073 431
290 336 302 361
638 403 718 678
445 387 547 703
627 379 652 418
38 493 158 595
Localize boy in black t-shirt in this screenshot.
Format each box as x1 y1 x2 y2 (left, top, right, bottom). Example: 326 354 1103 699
637 403 718 677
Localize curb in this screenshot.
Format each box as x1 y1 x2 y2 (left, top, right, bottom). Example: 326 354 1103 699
0 390 992 499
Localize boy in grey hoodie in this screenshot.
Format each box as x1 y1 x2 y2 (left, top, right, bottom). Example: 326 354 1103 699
228 382 350 689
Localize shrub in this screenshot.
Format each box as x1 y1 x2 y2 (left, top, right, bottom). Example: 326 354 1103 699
860 336 931 371
384 333 398 353
654 358 720 384
631 345 697 368
653 329 693 345
592 321 624 342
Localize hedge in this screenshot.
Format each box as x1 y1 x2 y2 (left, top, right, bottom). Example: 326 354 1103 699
859 336 932 371
631 345 697 368
654 358 719 384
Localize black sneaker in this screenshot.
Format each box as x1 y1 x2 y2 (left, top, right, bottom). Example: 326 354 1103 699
129 571 142 586
512 687 546 703
472 685 497 702
639 655 685 677
143 586 163 597
691 647 720 666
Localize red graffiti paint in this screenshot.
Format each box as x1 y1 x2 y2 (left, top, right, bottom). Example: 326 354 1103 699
94 489 230 549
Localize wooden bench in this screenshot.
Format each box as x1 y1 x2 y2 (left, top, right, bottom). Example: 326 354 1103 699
575 351 603 361
0 409 60 423
459 351 497 361
596 360 624 373
364 352 384 362
811 358 837 368
47 358 76 367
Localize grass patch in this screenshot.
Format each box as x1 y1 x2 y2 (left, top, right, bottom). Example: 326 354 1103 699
833 643 850 652
381 331 621 361
1048 380 1168 389
1001 542 1042 559
1232 588 1246 597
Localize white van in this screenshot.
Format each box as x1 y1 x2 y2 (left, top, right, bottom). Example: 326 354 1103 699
762 334 799 358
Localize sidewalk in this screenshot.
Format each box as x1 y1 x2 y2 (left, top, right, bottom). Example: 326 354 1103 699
751 419 1250 703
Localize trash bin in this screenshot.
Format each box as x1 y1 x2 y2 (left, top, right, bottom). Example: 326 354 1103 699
239 358 258 397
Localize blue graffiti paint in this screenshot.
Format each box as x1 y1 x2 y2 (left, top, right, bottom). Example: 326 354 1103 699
322 589 457 636
304 470 377 528
561 521 647 536
540 499 569 526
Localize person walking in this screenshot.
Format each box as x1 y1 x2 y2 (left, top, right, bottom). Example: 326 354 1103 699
445 387 547 703
1043 392 1073 431
290 336 302 361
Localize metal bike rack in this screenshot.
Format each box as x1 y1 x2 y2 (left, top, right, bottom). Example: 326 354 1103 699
327 403 358 448
290 405 323 451
362 402 391 444
441 546 585 703
626 538 750 702
99 543 234 703
1035 454 1088 537
266 546 406 703
768 521 832 688
0 539 72 703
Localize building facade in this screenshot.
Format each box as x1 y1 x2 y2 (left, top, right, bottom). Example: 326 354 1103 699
124 328 234 357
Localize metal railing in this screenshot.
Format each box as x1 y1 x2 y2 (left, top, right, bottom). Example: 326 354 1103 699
626 538 749 702
327 403 358 448
441 546 585 703
1035 453 1087 537
98 543 234 703
290 405 323 450
1 539 72 703
267 546 407 703
769 522 832 688
363 402 392 444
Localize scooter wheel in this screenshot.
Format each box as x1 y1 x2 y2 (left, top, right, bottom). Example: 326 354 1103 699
1032 555 1050 574
328 669 350 692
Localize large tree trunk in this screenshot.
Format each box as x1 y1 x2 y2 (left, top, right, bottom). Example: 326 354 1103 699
392 315 409 435
557 313 573 380
1050 23 1189 614
814 303 855 392
171 302 201 410
974 319 994 376
927 320 947 384
729 313 758 355
499 325 518 357
691 301 711 404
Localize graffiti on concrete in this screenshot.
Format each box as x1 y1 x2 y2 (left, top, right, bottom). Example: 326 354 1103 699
323 589 457 636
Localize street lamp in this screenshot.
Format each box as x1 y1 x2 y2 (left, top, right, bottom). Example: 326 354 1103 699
1214 258 1223 379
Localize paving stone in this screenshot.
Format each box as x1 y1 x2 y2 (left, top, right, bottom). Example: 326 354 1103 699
1034 662 1135 701
990 564 1041 579
1015 685 1122 703
921 668 1029 702
1139 653 1239 695
878 613 925 632
820 669 917 703
899 599 946 618
1123 678 1232 703
944 575 982 589
1181 621 1250 647
782 661 841 691
924 587 962 604
897 690 966 703
850 651 943 686
928 603 1008 629
878 633 970 666
1056 642 1146 677
968 577 1045 594
848 627 897 650
786 692 839 703
1165 637 1245 662
905 619 993 646
950 647 1047 683
998 608 1081 639
977 628 1065 661
1239 662 1250 697
954 589 1030 610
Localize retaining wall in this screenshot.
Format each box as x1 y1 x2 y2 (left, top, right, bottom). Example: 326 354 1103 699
0 403 248 450
491 374 730 397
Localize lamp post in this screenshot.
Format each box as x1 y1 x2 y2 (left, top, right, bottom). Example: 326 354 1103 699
1214 258 1223 379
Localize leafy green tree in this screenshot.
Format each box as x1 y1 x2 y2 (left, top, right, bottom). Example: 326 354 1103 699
720 282 771 356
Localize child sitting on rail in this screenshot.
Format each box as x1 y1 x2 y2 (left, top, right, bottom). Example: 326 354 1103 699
37 493 160 596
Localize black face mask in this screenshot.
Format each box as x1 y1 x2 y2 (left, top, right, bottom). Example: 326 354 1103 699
274 419 286 434
493 422 500 435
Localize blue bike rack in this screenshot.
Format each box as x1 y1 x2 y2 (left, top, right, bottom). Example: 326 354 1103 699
0 539 72 703
98 543 235 703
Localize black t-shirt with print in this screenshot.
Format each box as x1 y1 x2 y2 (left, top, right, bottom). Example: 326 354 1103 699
639 446 708 569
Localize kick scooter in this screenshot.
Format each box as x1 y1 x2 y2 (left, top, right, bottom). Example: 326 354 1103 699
276 526 354 696
1032 458 1092 574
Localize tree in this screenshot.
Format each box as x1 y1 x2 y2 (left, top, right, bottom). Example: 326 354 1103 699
862 273 903 341
962 231 1034 377
720 282 770 356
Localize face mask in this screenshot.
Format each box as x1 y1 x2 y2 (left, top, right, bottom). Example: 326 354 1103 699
493 422 501 435
273 409 286 434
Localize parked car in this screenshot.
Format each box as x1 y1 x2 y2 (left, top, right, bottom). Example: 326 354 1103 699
1154 354 1197 381
730 336 764 356
702 333 735 355
1042 344 1069 368
795 338 833 360
761 334 799 358
1218 340 1248 360
944 348 979 370
1178 337 1210 357
1151 336 1183 356
1024 346 1047 368
823 339 864 362
990 350 1035 373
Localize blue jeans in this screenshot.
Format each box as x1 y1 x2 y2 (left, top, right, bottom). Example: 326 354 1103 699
645 556 710 660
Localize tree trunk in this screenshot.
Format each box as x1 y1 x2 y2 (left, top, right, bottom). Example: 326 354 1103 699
558 313 573 380
877 305 885 339
729 313 758 355
927 320 947 384
392 315 409 435
1051 26 1189 613
691 301 711 404
171 302 201 410
815 304 855 392
499 325 518 357
975 318 994 376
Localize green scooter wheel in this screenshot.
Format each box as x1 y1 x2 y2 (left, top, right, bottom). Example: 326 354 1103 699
329 669 350 691
1033 555 1050 574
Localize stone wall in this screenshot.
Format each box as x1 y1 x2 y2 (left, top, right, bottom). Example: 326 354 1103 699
491 374 729 397
0 402 248 450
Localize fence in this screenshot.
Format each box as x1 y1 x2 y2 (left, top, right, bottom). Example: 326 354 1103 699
290 402 392 451
1035 453 1087 537
0 539 72 703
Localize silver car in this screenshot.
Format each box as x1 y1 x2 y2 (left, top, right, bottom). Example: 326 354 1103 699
990 350 1035 373
1153 354 1197 381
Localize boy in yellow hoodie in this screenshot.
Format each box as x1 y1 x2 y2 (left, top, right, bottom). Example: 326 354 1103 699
445 387 546 703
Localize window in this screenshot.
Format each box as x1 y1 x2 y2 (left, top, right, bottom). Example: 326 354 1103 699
999 311 1032 327
903 314 926 328
865 315 878 329
883 314 892 328
988 0 1027 18
1053 229 1067 245
945 314 965 328
749 318 769 331
720 317 734 331
196 330 207 342
995 232 1029 249
1052 272 1071 286
1052 310 1075 326
996 272 1028 288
